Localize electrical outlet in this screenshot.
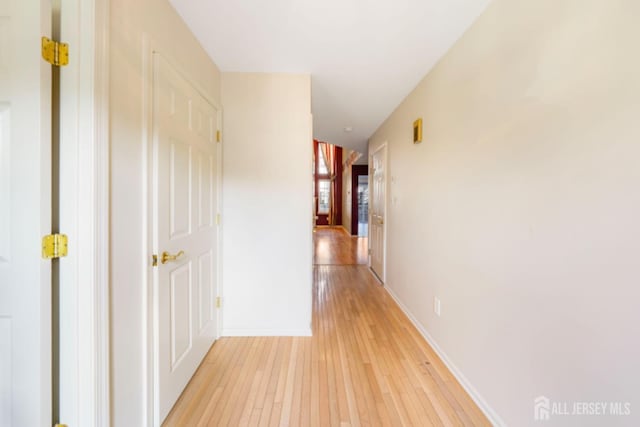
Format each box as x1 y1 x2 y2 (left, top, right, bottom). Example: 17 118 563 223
434 297 441 317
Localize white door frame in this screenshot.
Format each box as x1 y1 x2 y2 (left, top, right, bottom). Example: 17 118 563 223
142 39 223 426
369 142 388 283
58 0 110 425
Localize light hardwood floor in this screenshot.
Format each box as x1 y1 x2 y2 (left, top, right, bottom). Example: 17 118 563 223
313 227 368 265
163 228 490 426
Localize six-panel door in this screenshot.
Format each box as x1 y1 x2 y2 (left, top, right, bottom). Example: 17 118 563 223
152 53 219 423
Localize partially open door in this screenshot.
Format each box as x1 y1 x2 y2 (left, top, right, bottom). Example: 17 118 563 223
151 53 220 424
370 145 386 281
0 0 53 425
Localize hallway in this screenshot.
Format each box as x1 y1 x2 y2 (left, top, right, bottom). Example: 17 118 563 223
164 228 489 426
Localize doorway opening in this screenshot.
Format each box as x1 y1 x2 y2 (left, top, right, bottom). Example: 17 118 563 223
312 140 368 265
356 175 369 237
313 140 342 227
350 164 368 237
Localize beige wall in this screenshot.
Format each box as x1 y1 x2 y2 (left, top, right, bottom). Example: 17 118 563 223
369 0 640 425
109 0 221 424
342 149 353 234
221 73 313 336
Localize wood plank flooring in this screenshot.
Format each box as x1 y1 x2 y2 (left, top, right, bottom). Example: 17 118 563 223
313 227 368 265
163 228 489 426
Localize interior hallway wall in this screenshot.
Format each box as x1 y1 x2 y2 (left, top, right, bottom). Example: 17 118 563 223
369 0 640 425
109 0 221 424
221 73 313 336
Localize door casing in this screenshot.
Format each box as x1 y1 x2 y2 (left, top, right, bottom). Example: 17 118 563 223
57 0 111 425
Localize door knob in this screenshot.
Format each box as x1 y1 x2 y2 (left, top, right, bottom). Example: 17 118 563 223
161 250 184 264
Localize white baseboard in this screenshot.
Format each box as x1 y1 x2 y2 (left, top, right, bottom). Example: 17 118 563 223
384 285 505 427
222 328 312 337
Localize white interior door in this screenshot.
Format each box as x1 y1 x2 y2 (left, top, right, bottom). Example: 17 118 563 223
152 53 220 424
0 0 52 425
370 145 386 281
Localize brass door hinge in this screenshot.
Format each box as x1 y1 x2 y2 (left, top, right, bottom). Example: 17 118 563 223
55 424 69 427
216 296 222 309
42 234 68 259
368 248 371 255
41 37 69 66
216 130 221 142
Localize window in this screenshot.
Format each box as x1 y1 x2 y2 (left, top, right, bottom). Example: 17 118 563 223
317 146 329 175
318 179 330 214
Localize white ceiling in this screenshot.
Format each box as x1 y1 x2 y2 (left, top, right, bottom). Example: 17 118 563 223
169 0 491 155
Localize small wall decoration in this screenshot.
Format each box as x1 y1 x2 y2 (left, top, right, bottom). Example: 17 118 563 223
413 118 423 144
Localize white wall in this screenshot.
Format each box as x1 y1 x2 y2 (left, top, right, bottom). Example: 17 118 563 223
369 1 640 425
221 73 313 336
342 149 353 234
109 0 221 424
